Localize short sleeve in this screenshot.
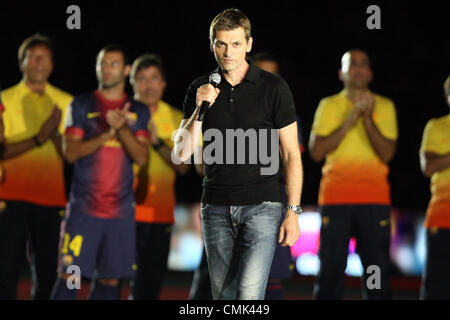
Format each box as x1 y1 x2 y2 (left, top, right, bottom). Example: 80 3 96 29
373 98 398 140
420 119 440 154
182 81 198 120
311 98 340 136
133 104 151 139
64 99 85 138
271 78 297 129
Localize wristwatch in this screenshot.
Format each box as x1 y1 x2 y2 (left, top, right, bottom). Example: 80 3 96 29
287 204 303 215
152 138 165 151
33 135 43 147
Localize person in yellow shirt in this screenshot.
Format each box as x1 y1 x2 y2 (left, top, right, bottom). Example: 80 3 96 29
0 34 72 299
129 54 189 299
419 75 450 299
309 49 397 299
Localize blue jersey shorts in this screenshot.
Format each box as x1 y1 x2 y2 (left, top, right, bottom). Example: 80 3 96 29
57 209 136 279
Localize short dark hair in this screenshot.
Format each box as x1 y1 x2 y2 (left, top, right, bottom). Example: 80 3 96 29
130 54 166 85
96 44 130 65
250 52 278 64
18 33 53 64
209 8 251 44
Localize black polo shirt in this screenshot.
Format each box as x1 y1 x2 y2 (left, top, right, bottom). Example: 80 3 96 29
182 60 297 206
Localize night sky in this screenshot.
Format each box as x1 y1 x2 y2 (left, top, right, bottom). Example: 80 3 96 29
1 1 449 210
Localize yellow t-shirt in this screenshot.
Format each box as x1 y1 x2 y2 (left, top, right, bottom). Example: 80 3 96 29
420 114 450 228
311 89 398 205
0 81 73 207
134 100 183 224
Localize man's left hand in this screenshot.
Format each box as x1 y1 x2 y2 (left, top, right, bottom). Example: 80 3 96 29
359 92 375 118
106 102 131 130
278 210 301 247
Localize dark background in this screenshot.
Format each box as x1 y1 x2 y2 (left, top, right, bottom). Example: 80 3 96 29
1 0 449 210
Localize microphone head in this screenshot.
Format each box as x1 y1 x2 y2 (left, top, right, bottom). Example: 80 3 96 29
209 73 221 87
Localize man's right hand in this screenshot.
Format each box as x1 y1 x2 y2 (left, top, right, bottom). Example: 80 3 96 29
37 106 62 144
344 103 365 129
106 102 130 130
196 84 220 108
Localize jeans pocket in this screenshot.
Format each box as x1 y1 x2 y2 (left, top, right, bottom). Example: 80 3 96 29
261 201 283 214
261 201 282 206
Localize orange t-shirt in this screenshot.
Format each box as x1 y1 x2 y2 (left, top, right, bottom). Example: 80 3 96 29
311 90 398 205
0 81 72 207
420 114 450 228
134 101 183 224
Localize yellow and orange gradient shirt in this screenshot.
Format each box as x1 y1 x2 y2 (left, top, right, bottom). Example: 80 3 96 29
312 89 398 205
0 81 72 207
133 100 183 224
420 114 450 228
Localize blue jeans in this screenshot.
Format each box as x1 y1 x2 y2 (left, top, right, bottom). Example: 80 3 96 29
201 201 282 300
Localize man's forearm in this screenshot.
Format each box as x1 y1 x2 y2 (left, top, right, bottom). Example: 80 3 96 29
174 107 202 162
154 143 190 174
64 132 110 163
50 132 63 157
422 152 450 177
4 130 65 160
283 153 303 206
309 123 350 162
3 137 38 159
117 126 148 166
363 116 396 163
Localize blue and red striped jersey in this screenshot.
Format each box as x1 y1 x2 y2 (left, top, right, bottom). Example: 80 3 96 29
65 91 150 219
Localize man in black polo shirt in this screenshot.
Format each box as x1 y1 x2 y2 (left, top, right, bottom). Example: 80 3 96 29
174 8 303 300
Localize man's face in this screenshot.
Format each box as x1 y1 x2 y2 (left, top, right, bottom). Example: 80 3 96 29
21 45 53 84
254 60 279 75
339 50 373 90
211 27 252 73
134 66 166 106
96 50 129 89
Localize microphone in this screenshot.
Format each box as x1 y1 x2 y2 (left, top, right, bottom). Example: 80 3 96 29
197 73 221 121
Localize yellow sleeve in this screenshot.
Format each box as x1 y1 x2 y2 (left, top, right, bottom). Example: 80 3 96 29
58 96 74 134
311 98 340 136
373 98 398 140
420 119 441 154
165 109 184 149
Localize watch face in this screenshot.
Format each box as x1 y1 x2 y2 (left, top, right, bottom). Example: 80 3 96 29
288 205 302 214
